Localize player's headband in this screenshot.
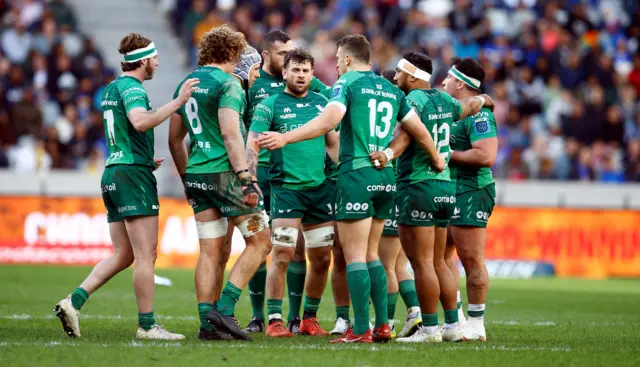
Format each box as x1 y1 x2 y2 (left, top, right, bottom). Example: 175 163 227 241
123 42 157 63
397 58 431 82
448 66 481 89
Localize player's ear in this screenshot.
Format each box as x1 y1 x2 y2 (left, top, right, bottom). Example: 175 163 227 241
261 50 269 62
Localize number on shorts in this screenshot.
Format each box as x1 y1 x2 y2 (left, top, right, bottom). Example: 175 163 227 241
368 99 392 139
186 97 203 134
104 110 115 145
431 123 450 159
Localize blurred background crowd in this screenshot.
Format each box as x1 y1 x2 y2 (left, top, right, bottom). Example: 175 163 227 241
2 0 640 182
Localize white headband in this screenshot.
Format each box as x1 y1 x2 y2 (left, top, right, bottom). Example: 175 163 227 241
123 42 157 63
448 66 481 89
397 58 431 82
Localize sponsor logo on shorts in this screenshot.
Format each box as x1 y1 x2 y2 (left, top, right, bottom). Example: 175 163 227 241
220 206 241 214
101 183 117 193
452 207 461 219
188 198 197 208
117 205 137 213
384 219 398 229
410 210 433 221
433 196 456 203
366 184 395 192
344 202 369 213
185 181 217 191
476 211 490 222
152 205 159 210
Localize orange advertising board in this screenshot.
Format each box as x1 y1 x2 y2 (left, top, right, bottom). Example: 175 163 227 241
0 196 639 278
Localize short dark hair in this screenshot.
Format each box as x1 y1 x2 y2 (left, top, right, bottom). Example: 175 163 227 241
380 69 397 85
262 30 291 50
402 52 433 75
284 48 314 69
336 34 370 64
450 57 485 92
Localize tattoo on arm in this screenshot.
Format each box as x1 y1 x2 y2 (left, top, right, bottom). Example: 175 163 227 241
246 131 260 178
143 109 158 115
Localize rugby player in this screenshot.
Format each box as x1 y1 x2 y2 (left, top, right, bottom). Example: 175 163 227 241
168 25 270 341
259 35 444 343
54 33 198 340
442 57 498 342
371 52 493 343
244 30 328 334
378 69 422 339
246 48 338 337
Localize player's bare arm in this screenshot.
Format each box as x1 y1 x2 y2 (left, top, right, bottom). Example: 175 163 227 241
458 94 494 120
325 129 340 164
245 131 261 179
450 138 498 167
127 78 199 132
220 107 259 207
258 104 344 150
168 113 189 175
370 125 411 169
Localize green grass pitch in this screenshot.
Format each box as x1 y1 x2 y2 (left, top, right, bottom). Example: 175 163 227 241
1 264 639 366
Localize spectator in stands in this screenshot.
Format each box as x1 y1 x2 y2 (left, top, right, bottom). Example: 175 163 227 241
1 20 32 64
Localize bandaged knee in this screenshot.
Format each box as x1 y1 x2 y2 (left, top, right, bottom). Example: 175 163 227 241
303 226 334 248
196 218 228 239
271 226 298 247
237 210 270 237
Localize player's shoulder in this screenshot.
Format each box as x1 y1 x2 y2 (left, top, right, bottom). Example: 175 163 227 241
308 90 330 103
467 106 495 123
335 70 366 86
256 93 279 110
116 76 146 97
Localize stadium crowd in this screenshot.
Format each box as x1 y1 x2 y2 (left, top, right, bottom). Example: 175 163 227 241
2 0 640 182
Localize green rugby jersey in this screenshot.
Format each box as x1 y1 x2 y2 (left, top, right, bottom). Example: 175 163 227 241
328 70 413 173
396 89 462 188
248 68 328 168
450 106 497 193
174 66 247 174
250 91 328 190
101 76 155 168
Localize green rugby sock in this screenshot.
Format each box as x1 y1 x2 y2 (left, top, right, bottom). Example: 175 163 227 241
71 287 89 311
286 261 306 321
138 311 156 331
367 260 388 328
444 308 459 324
267 299 283 322
346 263 370 335
303 296 321 319
336 305 350 321
421 312 438 327
399 279 420 309
218 282 242 317
198 303 215 331
387 292 399 321
248 262 267 320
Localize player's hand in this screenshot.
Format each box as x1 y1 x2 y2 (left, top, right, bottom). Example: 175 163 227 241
242 186 259 208
433 154 446 172
252 179 263 197
153 157 165 170
177 78 200 105
258 132 288 151
369 151 389 170
480 94 495 112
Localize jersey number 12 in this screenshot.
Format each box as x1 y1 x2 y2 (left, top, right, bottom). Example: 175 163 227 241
432 124 450 160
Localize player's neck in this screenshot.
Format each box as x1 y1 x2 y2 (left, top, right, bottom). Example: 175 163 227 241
284 87 308 99
203 62 231 73
456 90 480 99
346 63 370 73
262 65 281 79
122 70 145 83
407 81 430 92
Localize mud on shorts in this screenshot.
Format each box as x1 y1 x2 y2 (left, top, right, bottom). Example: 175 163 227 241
397 179 456 228
183 171 264 217
270 180 335 224
335 167 395 221
449 183 496 228
101 164 159 223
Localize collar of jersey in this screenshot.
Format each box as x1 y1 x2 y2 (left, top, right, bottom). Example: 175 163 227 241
119 75 142 84
259 68 283 81
201 65 221 72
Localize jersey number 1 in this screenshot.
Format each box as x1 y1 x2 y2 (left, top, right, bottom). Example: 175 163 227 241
186 97 203 134
368 99 392 139
104 110 115 145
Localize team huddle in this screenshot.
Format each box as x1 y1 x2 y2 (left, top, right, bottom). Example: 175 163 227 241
53 25 498 344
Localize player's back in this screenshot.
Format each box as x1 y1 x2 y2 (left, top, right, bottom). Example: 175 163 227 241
397 89 462 187
330 70 411 173
176 66 247 174
101 76 155 168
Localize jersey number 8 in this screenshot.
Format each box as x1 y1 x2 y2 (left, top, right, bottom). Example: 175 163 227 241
186 97 203 134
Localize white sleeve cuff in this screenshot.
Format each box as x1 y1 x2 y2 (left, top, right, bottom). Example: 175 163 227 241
400 108 417 123
327 101 347 115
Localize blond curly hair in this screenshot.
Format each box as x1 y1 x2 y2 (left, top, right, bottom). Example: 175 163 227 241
198 25 248 66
